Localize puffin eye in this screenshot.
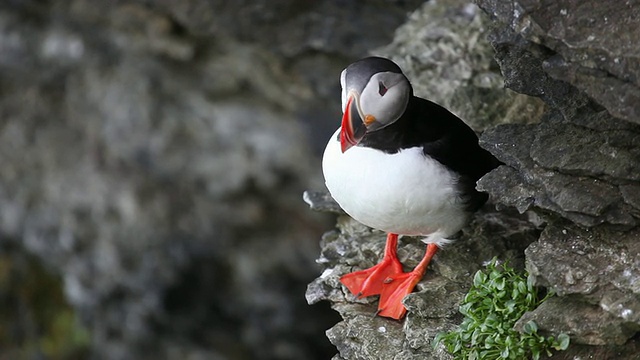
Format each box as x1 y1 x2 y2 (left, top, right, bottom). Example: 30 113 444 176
378 82 388 96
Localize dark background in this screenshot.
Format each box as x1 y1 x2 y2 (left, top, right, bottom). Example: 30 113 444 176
0 0 425 359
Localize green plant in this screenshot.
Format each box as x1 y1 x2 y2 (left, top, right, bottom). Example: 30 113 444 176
434 259 570 360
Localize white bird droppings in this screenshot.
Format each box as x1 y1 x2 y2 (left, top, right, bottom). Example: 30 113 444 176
320 268 334 279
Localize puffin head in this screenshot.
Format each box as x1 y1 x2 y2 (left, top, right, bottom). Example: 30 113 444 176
339 57 411 153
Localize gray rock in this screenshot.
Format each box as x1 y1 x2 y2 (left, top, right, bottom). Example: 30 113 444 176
326 309 406 360
479 123 536 169
475 0 640 125
474 1 640 354
531 120 640 182
546 337 640 360
306 198 540 359
526 222 640 329
303 190 344 214
620 184 640 212
477 165 536 214
515 297 637 346
478 121 639 228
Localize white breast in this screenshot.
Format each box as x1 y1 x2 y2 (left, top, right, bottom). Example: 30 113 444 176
322 129 469 241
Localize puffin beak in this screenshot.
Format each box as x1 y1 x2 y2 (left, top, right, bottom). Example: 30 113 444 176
340 94 367 153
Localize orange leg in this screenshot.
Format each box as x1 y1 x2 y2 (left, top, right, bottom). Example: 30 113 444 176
340 233 404 298
377 243 439 319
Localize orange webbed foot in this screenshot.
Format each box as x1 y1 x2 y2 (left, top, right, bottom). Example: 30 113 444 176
340 233 403 297
376 271 423 319
340 255 403 298
376 243 439 319
340 237 439 320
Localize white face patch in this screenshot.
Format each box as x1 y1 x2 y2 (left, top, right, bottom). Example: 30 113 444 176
340 69 347 113
359 72 410 130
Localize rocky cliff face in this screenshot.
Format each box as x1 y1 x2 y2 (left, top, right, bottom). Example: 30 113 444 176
306 0 640 359
476 0 640 352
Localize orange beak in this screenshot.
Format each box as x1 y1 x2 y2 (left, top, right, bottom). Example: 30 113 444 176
340 94 367 153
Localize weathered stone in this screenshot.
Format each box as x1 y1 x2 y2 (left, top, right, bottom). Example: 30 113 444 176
479 116 639 228
485 25 589 117
326 313 406 360
620 184 640 211
475 0 640 125
539 172 619 217
141 0 423 59
478 165 536 213
515 297 637 346
303 190 344 214
402 277 466 320
524 221 640 344
478 160 637 227
531 120 640 181
546 336 640 360
479 124 536 169
473 0 640 355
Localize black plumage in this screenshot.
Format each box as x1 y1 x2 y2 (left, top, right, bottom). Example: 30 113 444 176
360 96 502 212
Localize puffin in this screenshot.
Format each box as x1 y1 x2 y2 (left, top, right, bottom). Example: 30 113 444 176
322 56 501 320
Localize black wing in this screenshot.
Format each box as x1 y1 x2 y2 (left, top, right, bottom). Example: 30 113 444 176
412 98 501 182
360 96 501 212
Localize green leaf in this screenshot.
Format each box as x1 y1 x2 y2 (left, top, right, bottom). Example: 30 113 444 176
523 320 538 334
531 348 541 360
471 328 481 345
460 303 472 316
556 333 571 350
437 261 569 360
517 280 527 294
490 270 502 281
526 292 534 304
527 273 536 290
485 335 495 347
433 332 445 347
511 287 520 300
473 270 486 287
505 335 513 347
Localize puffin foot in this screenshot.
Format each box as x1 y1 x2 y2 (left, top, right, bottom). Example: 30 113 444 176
340 233 403 298
376 243 439 320
376 271 422 319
